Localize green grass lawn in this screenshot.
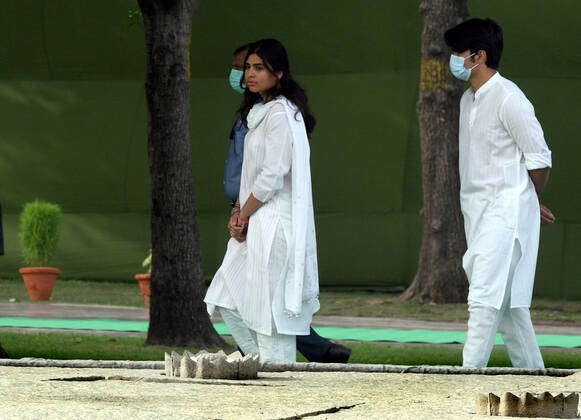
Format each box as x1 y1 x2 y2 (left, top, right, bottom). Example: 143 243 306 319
318 291 581 324
2 278 580 323
1 278 145 307
1 331 579 369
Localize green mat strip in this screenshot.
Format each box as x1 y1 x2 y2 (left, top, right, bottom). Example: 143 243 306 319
0 317 579 348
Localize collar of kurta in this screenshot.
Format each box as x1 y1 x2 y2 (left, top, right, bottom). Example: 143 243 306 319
247 96 286 129
472 71 501 101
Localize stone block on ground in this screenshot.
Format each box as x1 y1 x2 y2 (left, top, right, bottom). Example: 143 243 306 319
164 352 172 378
179 352 197 379
475 391 579 418
164 351 259 380
170 352 181 377
214 354 238 380
195 353 216 379
238 354 259 380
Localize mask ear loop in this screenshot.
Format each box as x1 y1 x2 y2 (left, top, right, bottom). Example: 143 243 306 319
466 52 480 71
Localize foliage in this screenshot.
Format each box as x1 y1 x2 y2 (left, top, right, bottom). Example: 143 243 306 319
1 332 580 369
19 201 62 267
128 9 142 27
142 248 152 273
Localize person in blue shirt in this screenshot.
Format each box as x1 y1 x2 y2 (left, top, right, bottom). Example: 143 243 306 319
223 43 350 363
223 44 249 205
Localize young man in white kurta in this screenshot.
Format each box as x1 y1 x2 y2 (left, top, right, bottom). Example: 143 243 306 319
445 19 553 368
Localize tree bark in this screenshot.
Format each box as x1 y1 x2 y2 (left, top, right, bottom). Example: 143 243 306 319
138 0 229 348
401 0 469 304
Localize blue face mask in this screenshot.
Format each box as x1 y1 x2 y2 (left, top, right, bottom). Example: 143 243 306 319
229 68 246 94
449 53 479 81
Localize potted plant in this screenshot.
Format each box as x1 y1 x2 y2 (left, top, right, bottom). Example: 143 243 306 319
18 200 62 301
135 248 151 307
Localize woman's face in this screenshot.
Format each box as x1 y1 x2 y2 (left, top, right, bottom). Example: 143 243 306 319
244 53 281 96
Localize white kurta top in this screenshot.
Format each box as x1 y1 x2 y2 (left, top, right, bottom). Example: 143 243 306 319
205 96 320 336
459 73 552 309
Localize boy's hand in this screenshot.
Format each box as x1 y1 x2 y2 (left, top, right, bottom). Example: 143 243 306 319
540 204 555 225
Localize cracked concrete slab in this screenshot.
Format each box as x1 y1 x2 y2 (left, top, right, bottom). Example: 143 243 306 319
1 366 579 419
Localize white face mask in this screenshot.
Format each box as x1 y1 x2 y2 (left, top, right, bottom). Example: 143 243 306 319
449 53 479 81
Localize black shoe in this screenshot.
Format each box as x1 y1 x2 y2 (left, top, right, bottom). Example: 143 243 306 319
320 343 351 364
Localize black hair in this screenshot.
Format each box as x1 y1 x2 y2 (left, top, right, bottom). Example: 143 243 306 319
238 39 316 136
233 43 251 55
444 18 503 70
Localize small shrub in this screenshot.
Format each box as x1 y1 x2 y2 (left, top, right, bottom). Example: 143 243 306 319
19 200 62 266
142 248 152 273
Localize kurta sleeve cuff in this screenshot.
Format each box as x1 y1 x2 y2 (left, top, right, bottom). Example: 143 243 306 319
524 151 552 170
252 170 284 202
252 185 274 203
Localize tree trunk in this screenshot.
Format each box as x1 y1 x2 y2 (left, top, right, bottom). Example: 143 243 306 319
0 342 8 359
401 0 469 304
138 0 229 348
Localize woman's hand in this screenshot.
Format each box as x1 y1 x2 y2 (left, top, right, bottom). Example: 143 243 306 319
228 211 248 242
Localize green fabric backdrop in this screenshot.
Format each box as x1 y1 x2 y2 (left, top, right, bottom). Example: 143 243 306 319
0 0 579 298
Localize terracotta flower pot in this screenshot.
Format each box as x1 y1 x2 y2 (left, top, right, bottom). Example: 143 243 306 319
19 267 61 301
135 273 151 307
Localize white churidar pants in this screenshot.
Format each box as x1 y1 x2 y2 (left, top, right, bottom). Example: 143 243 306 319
462 242 544 368
219 306 296 363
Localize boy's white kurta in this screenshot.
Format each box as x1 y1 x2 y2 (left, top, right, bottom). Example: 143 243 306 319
459 73 552 310
204 96 320 336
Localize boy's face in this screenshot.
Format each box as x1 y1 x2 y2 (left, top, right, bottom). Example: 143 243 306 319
453 49 486 70
232 50 247 71
453 50 477 68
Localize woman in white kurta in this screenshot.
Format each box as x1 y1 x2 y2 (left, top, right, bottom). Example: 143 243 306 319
204 39 319 362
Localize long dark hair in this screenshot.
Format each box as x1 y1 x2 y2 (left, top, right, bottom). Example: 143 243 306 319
239 39 316 136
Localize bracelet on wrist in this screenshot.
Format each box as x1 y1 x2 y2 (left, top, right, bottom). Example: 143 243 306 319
230 205 241 215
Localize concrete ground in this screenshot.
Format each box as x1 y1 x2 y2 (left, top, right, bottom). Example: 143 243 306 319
0 365 579 419
1 302 580 418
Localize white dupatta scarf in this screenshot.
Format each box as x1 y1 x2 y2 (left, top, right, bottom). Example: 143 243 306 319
281 99 319 316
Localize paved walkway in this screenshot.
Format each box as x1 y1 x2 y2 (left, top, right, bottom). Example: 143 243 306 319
1 302 580 337
0 365 579 419
2 304 580 418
